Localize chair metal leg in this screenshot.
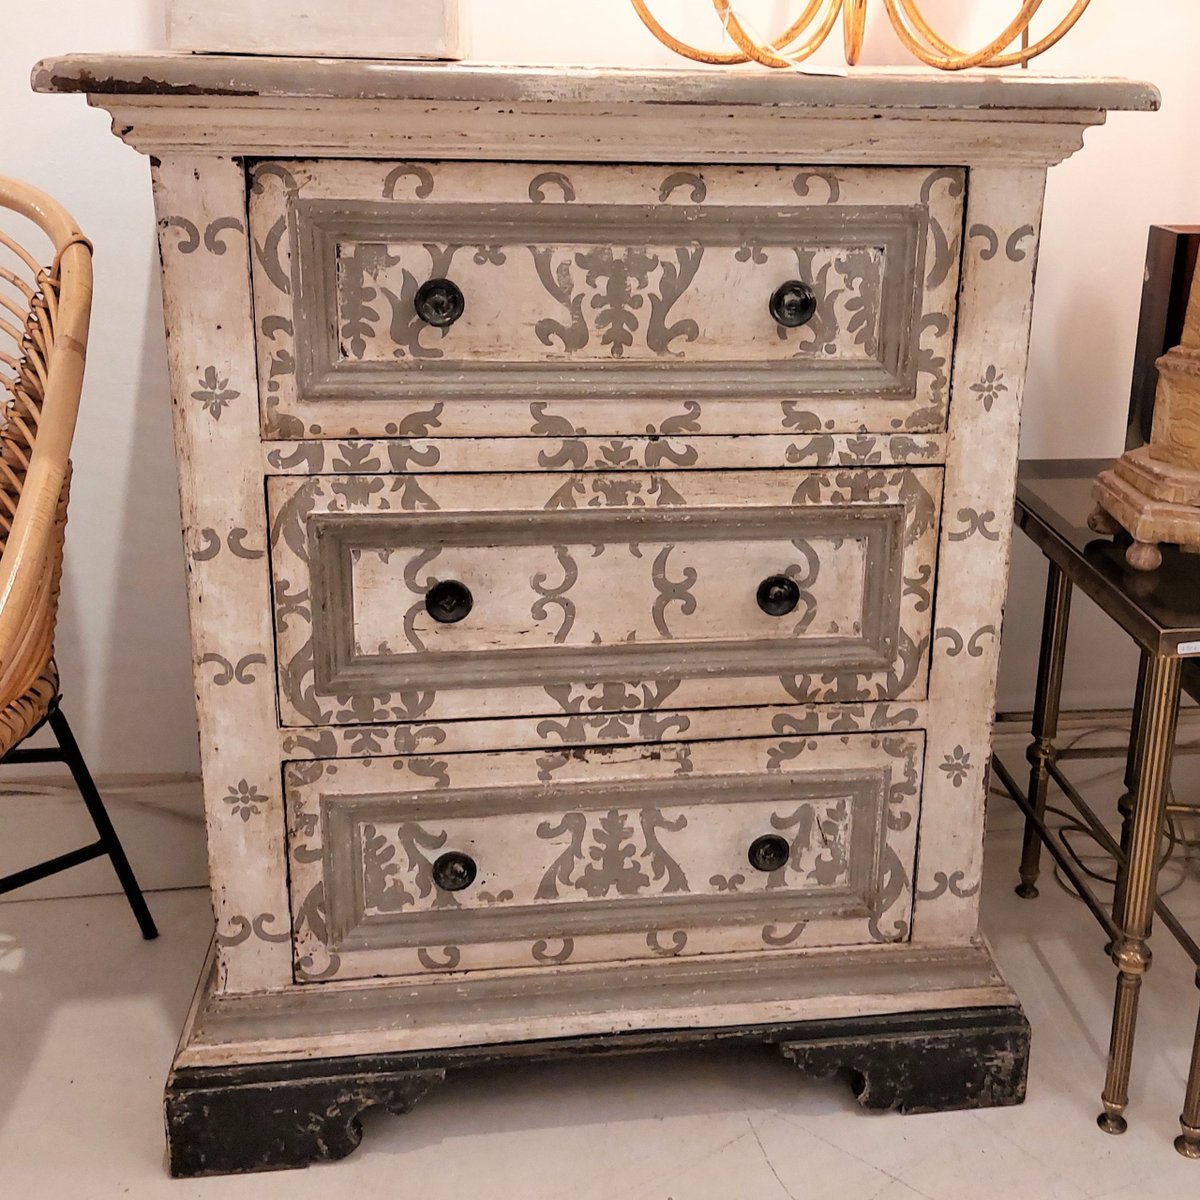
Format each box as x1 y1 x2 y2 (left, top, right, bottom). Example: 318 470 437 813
1017 562 1073 899
47 706 158 940
1098 653 1181 1135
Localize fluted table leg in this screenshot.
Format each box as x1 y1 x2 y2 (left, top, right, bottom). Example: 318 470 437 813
1017 562 1073 899
1178 974 1200 1158
1110 650 1150 943
1098 652 1181 1135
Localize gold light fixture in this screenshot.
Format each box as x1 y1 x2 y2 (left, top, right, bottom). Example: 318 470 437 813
631 0 1095 70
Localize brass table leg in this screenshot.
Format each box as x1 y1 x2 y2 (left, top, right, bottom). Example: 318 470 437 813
1179 976 1200 1158
1110 651 1150 942
1098 652 1182 1135
1017 562 1073 899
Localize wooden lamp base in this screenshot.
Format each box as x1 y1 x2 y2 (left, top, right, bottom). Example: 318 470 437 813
1091 447 1200 571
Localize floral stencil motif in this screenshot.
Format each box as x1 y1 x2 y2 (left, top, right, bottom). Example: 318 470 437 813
224 780 265 822
338 242 396 359
536 807 689 899
768 798 852 888
529 244 706 360
576 246 659 357
838 245 884 357
380 244 462 360
645 248 703 356
191 366 239 420
939 746 972 788
779 248 844 356
293 880 341 981
710 872 745 893
970 365 1008 412
360 822 458 914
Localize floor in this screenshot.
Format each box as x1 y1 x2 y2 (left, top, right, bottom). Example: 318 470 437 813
2 796 1200 1198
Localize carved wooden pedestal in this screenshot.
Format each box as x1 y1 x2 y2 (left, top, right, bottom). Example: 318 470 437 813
1094 260 1200 570
1092 448 1200 570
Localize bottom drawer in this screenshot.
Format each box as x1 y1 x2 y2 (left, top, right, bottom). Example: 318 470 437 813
286 732 923 983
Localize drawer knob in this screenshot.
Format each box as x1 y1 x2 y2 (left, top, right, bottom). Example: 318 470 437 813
769 280 817 328
757 574 800 617
748 834 791 874
414 278 465 328
425 579 473 624
432 851 477 893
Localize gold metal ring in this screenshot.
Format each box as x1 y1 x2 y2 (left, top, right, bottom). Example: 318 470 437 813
629 0 832 66
713 0 844 67
631 0 1095 70
843 0 867 65
889 0 1093 68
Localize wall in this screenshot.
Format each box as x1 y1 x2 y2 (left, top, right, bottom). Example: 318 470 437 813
3 0 1198 777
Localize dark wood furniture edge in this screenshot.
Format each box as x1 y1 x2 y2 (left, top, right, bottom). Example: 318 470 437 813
165 1004 1029 1176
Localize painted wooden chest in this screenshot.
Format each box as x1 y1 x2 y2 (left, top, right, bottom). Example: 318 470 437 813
34 55 1156 1176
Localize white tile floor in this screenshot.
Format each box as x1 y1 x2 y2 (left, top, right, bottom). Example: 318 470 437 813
2 822 1200 1199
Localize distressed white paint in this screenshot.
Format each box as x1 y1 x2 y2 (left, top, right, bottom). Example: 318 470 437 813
152 157 291 993
36 57 1150 1065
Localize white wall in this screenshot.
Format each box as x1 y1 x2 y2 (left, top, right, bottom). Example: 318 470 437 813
3 1 1198 775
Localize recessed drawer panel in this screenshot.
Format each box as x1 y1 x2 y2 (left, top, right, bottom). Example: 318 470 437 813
268 468 941 726
249 160 963 438
286 732 924 982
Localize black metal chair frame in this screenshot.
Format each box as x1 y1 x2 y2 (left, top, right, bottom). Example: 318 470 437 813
0 697 157 939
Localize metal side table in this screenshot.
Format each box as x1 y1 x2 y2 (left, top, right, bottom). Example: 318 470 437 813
991 457 1200 1158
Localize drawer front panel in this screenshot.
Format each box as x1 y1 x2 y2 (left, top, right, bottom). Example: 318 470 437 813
250 161 963 438
286 732 923 982
268 468 942 726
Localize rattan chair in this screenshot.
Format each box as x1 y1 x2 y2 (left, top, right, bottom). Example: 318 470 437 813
0 176 156 938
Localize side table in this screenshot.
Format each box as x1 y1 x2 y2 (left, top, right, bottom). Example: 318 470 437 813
992 457 1200 1157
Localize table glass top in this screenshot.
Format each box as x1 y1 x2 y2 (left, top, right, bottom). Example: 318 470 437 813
1017 459 1200 645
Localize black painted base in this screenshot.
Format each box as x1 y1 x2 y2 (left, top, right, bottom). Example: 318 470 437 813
165 1005 1029 1177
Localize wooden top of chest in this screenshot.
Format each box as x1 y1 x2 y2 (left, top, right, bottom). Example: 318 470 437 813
32 54 1159 165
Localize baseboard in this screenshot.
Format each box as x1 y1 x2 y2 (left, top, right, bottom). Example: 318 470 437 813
0 773 207 902
988 704 1200 835
992 704 1200 753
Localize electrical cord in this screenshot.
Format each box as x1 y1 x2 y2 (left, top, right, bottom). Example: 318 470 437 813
990 720 1200 905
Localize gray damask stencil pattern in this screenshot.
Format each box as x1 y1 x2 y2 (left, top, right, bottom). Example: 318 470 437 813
267 468 941 728
283 734 923 981
536 808 690 899
247 160 964 439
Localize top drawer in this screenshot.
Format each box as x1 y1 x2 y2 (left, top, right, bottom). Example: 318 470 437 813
249 161 964 439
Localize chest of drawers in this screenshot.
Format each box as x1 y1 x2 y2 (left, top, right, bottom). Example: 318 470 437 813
35 56 1156 1176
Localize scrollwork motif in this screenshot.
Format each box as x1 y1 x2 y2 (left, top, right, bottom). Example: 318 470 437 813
530 545 579 643
651 545 698 638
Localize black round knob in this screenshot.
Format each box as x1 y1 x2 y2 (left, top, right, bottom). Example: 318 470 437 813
748 834 791 874
425 580 473 624
757 574 800 617
432 851 477 893
769 280 817 328
414 278 465 327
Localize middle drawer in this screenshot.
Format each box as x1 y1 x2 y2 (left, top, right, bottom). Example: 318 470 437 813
269 467 941 726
